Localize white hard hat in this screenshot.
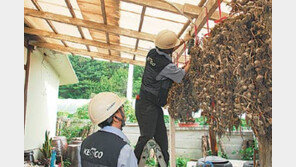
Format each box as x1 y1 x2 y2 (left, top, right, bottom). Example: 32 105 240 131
88 92 126 125
154 29 181 49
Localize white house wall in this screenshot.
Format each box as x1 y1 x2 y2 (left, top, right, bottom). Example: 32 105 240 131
24 47 60 153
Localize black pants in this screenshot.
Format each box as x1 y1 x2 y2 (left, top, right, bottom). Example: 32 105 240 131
134 97 169 165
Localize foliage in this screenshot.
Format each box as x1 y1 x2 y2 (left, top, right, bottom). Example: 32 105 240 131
39 130 52 166
57 105 92 142
218 151 229 159
232 138 258 160
68 104 89 120
195 117 208 125
133 65 144 97
57 111 70 117
145 157 190 167
63 159 71 167
164 115 170 124
145 158 157 166
59 55 144 99
124 101 137 123
176 157 190 167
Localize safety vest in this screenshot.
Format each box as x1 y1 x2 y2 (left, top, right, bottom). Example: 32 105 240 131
80 131 127 167
140 49 173 107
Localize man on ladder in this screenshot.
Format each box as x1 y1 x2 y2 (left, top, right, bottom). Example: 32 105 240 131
134 29 193 166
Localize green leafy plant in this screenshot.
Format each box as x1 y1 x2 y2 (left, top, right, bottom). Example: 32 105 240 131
195 117 208 125
39 130 52 166
124 101 137 123
63 158 71 167
232 138 258 160
176 157 190 167
218 151 229 159
57 105 93 142
145 157 157 166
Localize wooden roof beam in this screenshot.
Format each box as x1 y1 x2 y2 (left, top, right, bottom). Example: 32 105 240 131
29 42 145 66
64 0 95 60
133 6 147 60
65 0 90 51
177 0 223 61
119 0 228 20
24 8 156 42
100 0 112 56
176 0 208 53
31 0 69 48
191 0 223 36
24 27 148 57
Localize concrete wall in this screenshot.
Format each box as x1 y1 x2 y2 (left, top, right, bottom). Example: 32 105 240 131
24 47 60 153
123 124 253 160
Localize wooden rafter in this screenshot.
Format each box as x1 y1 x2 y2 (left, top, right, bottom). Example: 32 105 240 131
177 20 191 38
176 0 223 62
100 0 112 56
64 0 92 54
24 8 156 42
190 0 223 36
176 0 209 58
30 42 145 66
31 0 68 47
36 0 187 24
120 8 185 24
24 27 148 57
120 0 228 20
133 6 147 60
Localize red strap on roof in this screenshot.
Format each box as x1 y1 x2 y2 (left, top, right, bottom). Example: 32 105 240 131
183 43 187 62
194 25 199 45
214 0 227 23
204 7 211 37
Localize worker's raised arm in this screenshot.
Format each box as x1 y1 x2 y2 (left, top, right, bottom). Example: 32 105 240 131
156 63 187 84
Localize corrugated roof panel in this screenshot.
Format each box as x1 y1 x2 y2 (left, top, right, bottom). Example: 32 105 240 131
138 40 155 50
50 21 82 38
141 16 183 35
120 36 137 47
121 53 134 59
65 41 87 50
39 1 72 17
119 11 140 31
145 7 188 24
120 1 142 13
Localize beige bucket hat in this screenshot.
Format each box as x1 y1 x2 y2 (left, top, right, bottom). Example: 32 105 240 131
154 29 181 49
88 92 126 125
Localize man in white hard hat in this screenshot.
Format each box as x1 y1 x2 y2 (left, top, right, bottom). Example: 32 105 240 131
134 29 193 165
80 92 137 167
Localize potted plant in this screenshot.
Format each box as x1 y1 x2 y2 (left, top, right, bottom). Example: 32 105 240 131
39 130 52 167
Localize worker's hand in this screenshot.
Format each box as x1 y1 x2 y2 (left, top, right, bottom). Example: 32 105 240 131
183 60 191 73
183 29 193 42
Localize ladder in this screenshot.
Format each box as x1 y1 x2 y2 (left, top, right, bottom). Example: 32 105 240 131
138 139 167 167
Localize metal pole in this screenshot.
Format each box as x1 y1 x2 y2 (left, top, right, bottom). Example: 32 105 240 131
169 115 176 167
126 64 134 101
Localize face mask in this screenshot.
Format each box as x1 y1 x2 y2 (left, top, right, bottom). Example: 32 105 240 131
114 107 126 130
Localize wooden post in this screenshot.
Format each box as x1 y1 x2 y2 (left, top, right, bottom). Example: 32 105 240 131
169 115 176 167
24 44 33 131
209 126 218 156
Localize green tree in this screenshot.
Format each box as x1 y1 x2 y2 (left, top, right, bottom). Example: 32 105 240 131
59 55 144 99
133 65 144 97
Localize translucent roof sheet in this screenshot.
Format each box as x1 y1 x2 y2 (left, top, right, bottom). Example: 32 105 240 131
145 7 188 24
120 36 137 47
39 1 72 17
141 16 183 35
119 11 140 31
120 1 142 13
25 0 231 66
